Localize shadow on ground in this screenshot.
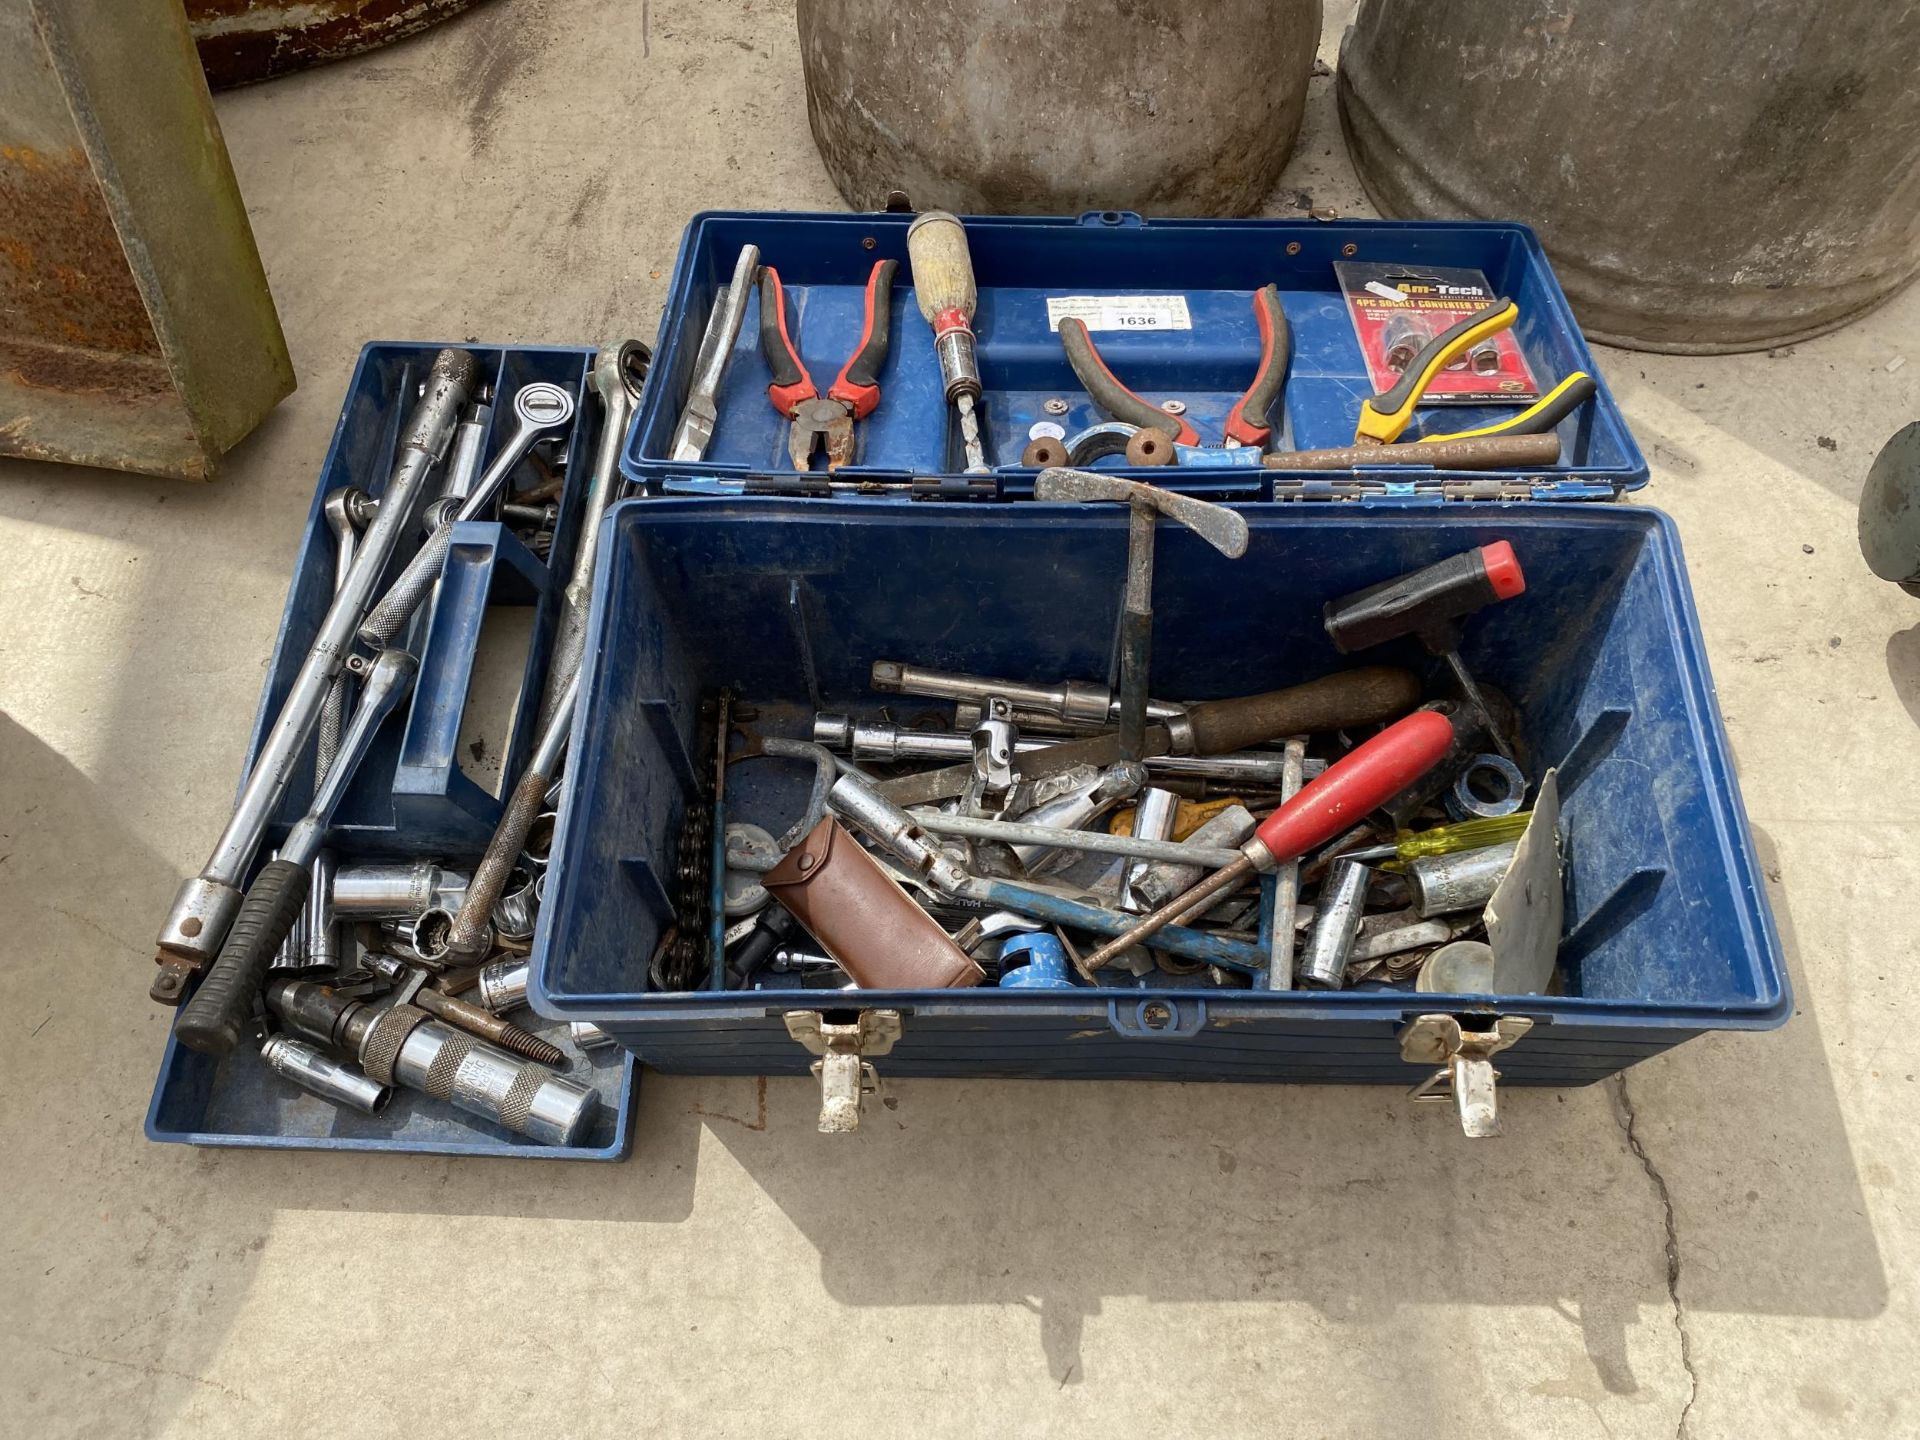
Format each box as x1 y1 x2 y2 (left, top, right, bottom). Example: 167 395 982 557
1885 622 1920 726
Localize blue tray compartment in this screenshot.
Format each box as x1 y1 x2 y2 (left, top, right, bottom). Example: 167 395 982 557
147 342 639 1159
625 212 1645 499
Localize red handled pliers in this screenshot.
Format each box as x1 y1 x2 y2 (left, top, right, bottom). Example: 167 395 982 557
759 259 898 471
1057 283 1291 452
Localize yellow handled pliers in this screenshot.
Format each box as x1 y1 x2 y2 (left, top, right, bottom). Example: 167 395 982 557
1354 296 1598 447
1420 371 1599 444
1354 297 1519 444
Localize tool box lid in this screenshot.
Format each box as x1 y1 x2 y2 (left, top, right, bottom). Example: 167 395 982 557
623 210 1648 505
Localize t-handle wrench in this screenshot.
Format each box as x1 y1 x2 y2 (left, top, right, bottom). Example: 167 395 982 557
356 381 576 650
1033 468 1249 761
1323 542 1526 762
151 349 477 1001
173 649 420 1056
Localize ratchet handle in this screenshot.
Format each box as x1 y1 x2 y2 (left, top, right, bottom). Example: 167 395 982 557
173 859 312 1057
828 259 898 419
1422 371 1598 444
1058 318 1201 447
1356 298 1519 446
358 519 452 649
1252 710 1457 865
758 266 816 418
1222 284 1291 448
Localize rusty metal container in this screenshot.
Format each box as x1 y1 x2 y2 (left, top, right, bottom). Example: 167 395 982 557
1337 0 1920 353
186 0 489 90
1 0 293 480
797 0 1323 216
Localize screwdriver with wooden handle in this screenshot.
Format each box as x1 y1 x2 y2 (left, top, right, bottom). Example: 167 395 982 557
1082 708 1458 970
906 210 990 474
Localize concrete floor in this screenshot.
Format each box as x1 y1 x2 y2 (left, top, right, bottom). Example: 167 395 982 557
3 3 1917 1435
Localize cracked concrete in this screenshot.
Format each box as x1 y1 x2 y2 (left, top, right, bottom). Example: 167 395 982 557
1 2 1916 1436
1613 1075 1699 1439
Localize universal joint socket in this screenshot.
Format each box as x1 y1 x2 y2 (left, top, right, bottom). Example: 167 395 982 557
267 981 596 1147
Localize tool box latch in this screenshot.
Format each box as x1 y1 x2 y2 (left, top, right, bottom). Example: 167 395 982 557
1397 1013 1533 1138
784 1009 903 1133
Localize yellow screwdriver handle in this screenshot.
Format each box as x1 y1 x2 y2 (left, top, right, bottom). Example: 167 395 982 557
1378 810 1533 869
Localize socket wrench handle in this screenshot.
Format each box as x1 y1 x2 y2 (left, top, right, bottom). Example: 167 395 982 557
173 858 313 1056
572 341 650 604
173 650 418 1056
283 649 418 866
357 382 575 650
537 340 650 736
316 487 371 776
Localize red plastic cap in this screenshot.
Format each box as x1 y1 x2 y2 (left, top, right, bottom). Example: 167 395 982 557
1251 709 1457 866
1480 541 1526 601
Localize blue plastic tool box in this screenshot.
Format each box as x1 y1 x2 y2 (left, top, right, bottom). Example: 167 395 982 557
529 500 1788 1085
146 343 638 1160
525 210 1784 1097
624 211 1646 499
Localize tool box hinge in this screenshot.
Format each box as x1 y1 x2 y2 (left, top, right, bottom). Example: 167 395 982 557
783 1009 903 1133
1270 477 1619 504
1526 479 1623 501
1359 482 1445 507
1437 479 1553 502
1397 1013 1534 1138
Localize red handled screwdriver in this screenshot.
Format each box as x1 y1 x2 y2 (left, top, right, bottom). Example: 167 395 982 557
1323 541 1526 762
1082 708 1457 970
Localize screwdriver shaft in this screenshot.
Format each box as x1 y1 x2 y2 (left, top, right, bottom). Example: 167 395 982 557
957 393 988 473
